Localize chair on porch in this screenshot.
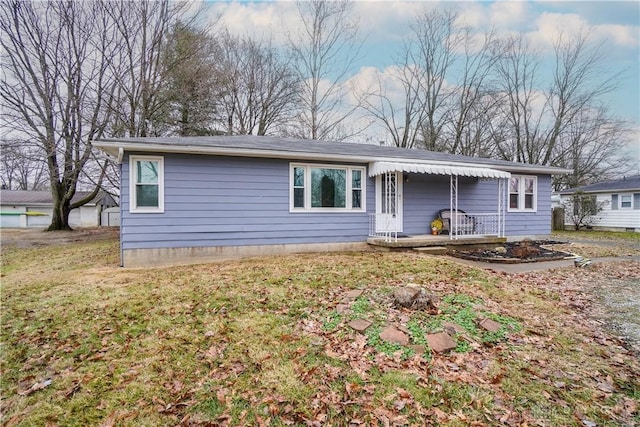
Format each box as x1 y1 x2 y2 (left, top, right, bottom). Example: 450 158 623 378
438 209 476 235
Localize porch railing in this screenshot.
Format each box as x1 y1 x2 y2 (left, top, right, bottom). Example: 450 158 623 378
368 213 398 241
449 212 502 238
368 212 503 239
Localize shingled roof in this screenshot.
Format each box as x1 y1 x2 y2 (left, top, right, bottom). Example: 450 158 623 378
560 175 640 194
0 190 116 207
94 135 570 175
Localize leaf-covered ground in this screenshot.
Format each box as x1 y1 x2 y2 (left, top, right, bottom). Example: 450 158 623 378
1 230 638 426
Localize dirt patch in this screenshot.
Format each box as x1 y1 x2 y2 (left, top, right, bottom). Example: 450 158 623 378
451 240 572 263
1 227 119 248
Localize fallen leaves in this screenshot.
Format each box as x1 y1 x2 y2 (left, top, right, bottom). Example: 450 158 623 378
3 233 640 426
17 377 52 396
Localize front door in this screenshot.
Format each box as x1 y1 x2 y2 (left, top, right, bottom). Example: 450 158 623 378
375 172 403 233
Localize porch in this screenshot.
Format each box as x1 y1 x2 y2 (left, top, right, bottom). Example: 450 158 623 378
368 161 511 242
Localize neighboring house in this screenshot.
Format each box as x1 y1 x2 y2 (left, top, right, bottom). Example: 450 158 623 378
559 175 640 232
0 190 118 228
94 135 570 267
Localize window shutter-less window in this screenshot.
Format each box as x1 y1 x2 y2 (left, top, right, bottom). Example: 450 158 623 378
634 193 640 210
611 194 618 210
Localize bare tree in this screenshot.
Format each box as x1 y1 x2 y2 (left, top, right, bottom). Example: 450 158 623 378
287 0 362 140
494 31 626 189
443 28 503 156
411 9 463 150
494 34 544 163
217 32 300 136
105 0 189 137
0 139 48 190
360 61 428 148
362 9 501 152
1 0 115 230
552 107 632 189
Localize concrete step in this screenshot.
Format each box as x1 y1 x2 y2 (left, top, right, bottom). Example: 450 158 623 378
413 246 448 255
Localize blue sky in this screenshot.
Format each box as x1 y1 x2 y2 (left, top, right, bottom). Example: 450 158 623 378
203 1 640 155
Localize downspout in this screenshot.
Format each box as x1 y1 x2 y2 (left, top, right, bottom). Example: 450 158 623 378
118 147 124 267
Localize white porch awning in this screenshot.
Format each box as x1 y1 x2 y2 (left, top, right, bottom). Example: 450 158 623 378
368 161 511 179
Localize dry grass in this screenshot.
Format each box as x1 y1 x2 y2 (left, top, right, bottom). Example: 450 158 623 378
1 231 638 425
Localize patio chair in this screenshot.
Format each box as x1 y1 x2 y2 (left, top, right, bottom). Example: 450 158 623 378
438 209 476 235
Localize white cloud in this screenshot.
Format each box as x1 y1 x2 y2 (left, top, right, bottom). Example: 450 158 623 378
594 24 639 48
203 1 297 45
527 12 639 52
489 0 530 30
353 1 430 41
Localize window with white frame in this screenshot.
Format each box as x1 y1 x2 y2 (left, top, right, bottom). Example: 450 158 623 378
620 194 632 208
130 155 164 213
290 163 365 212
509 175 537 211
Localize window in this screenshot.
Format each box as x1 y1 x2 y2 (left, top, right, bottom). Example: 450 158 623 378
508 175 537 212
620 194 632 208
130 155 164 213
290 163 365 212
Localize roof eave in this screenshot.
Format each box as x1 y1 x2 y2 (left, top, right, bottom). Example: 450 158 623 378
93 140 571 175
560 187 640 195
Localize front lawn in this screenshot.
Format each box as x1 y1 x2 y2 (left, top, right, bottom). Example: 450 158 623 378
1 233 638 425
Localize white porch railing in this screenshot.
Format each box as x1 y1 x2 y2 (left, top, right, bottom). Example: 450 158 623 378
368 212 503 238
449 212 502 237
368 213 398 241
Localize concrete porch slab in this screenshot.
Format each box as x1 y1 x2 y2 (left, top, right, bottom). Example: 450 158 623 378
367 234 506 249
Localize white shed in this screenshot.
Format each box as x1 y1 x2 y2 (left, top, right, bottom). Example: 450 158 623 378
0 190 118 228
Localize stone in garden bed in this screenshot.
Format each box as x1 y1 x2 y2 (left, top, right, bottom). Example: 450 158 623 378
348 319 372 333
478 318 502 332
393 286 439 312
426 332 457 353
379 326 409 345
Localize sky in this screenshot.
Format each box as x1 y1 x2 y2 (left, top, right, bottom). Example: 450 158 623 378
200 0 640 159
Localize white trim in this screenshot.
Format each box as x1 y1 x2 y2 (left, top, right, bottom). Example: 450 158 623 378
508 175 537 213
368 161 511 179
94 140 571 175
620 194 632 209
129 155 164 213
289 163 366 213
374 172 403 234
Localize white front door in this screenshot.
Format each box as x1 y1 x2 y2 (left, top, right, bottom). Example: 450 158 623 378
375 172 403 233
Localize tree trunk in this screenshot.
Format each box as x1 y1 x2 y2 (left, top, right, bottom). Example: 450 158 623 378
47 199 73 231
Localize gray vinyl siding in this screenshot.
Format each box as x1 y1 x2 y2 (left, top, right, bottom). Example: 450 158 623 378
121 153 374 250
402 174 451 234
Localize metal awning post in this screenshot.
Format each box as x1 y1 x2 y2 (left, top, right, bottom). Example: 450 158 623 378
450 174 458 240
499 177 507 237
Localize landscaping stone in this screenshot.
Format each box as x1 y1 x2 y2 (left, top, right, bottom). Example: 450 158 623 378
379 326 409 345
393 287 420 307
348 319 372 333
442 321 466 335
393 286 439 312
426 332 457 352
344 289 365 300
415 290 439 312
336 304 350 314
479 318 502 332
